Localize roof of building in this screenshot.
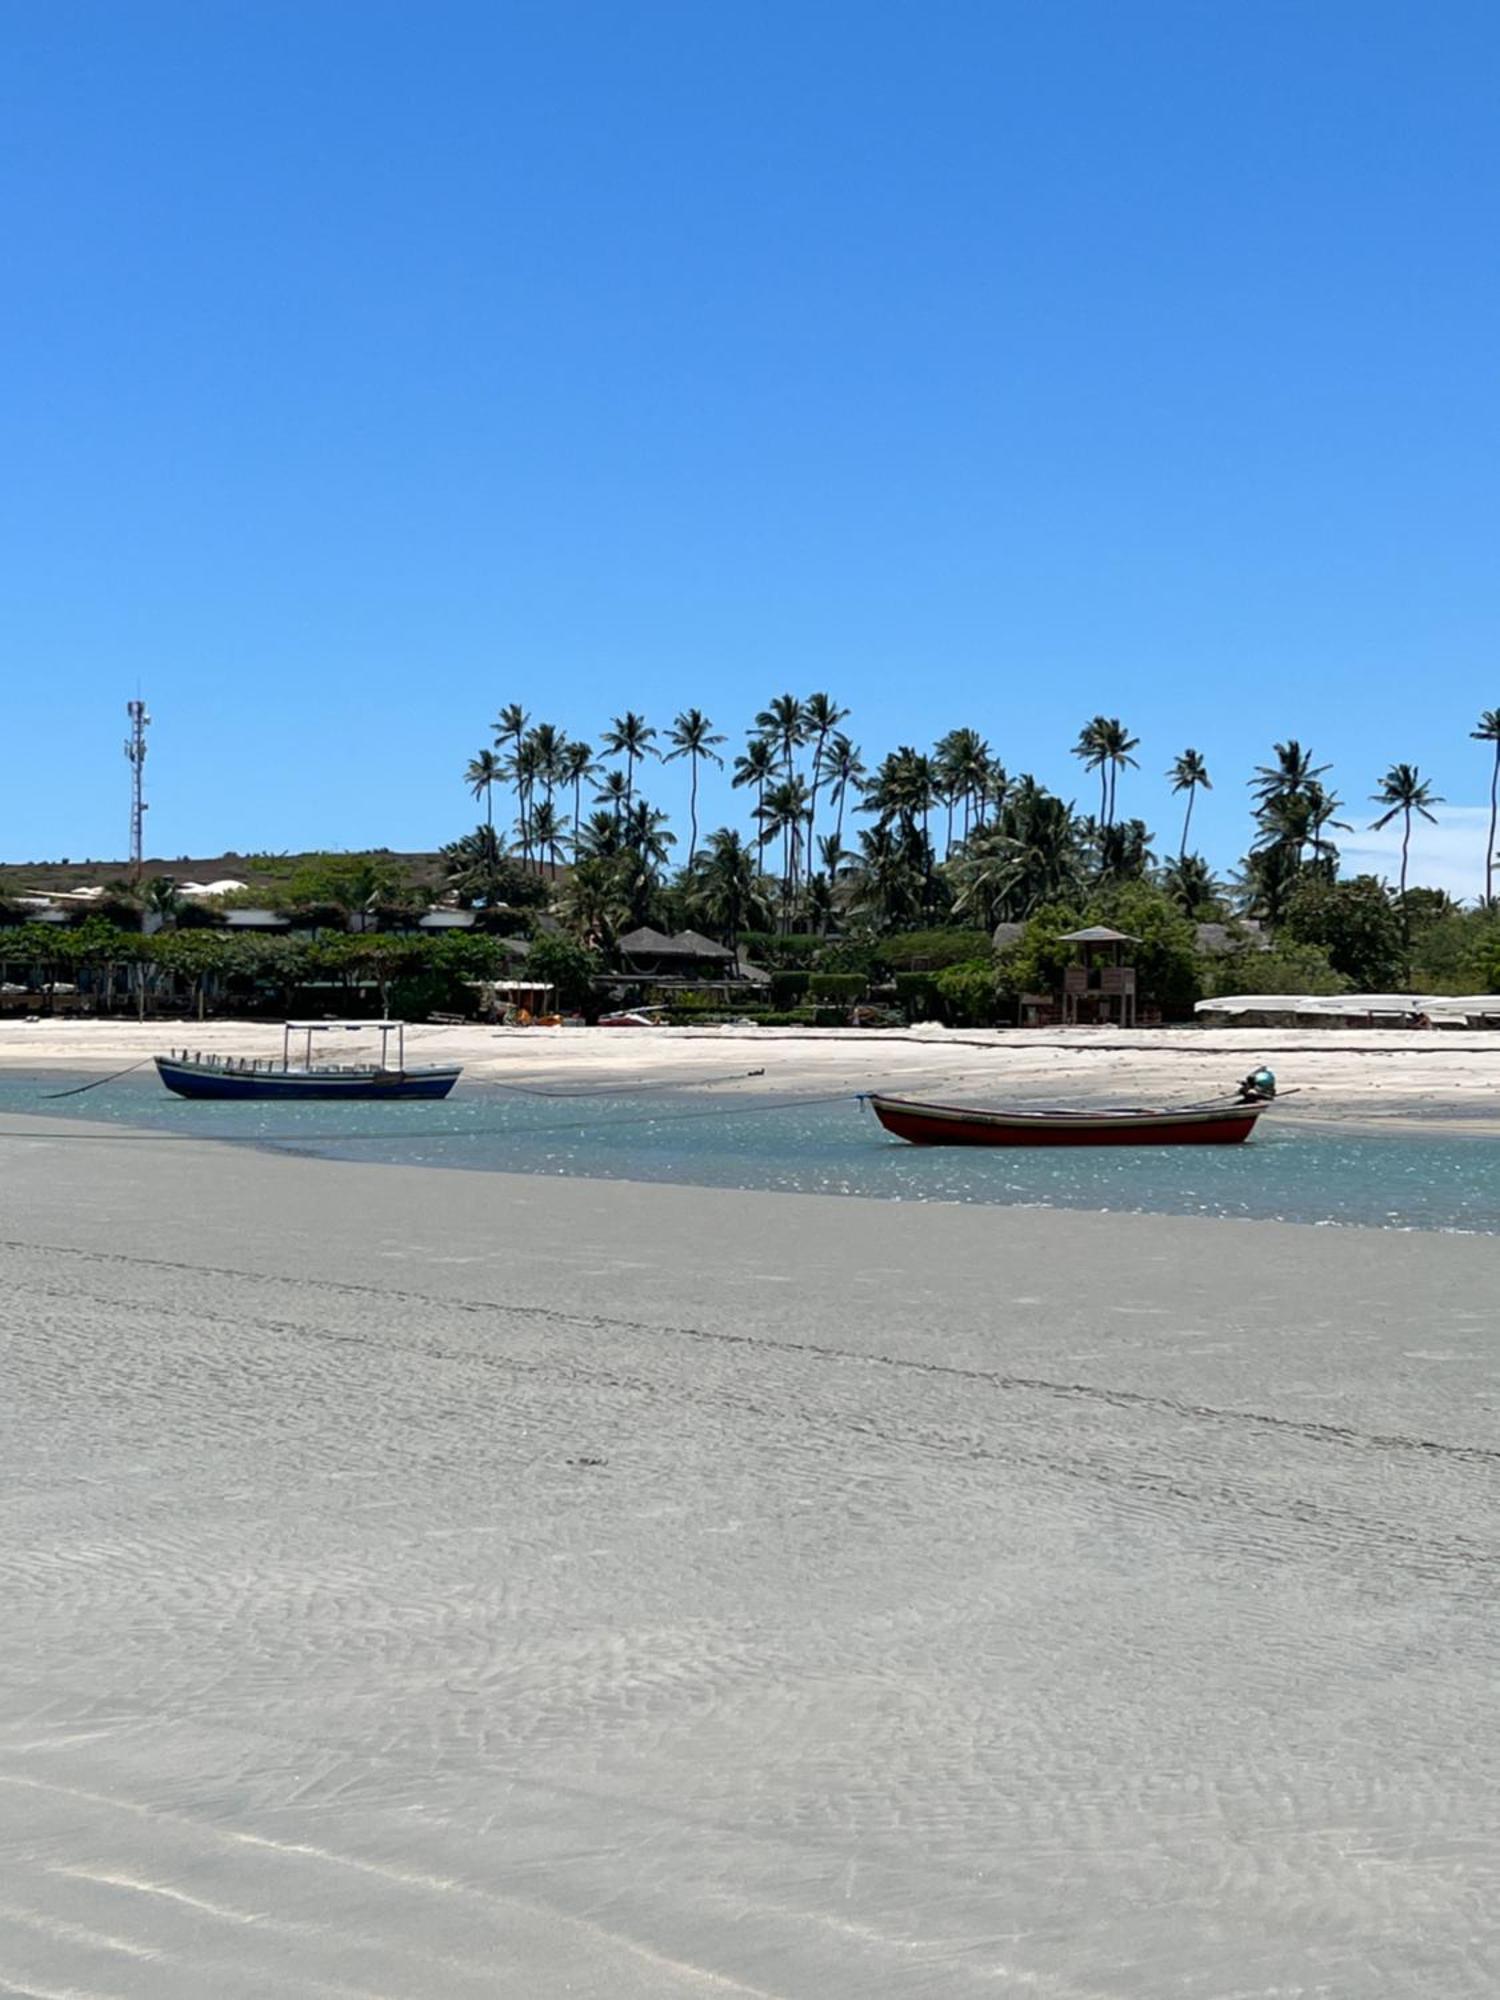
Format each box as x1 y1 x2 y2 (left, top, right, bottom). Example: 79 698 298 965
1059 925 1140 945
670 928 734 959
617 926 733 958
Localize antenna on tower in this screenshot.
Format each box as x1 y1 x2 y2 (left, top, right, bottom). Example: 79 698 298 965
125 697 150 883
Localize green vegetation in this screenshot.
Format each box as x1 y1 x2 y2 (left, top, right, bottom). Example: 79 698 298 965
9 698 1500 1025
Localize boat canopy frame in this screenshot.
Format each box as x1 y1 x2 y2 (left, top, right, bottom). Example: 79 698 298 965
282 1019 409 1073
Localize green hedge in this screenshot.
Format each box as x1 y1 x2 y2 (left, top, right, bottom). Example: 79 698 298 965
808 971 867 1003
882 929 991 971
770 970 812 1008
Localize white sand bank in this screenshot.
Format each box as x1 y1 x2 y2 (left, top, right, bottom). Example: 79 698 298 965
2 1122 1498 1993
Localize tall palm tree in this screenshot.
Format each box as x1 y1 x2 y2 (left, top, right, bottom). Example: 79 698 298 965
1096 718 1139 826
593 767 630 828
1072 717 1111 826
561 740 598 847
801 693 848 857
755 694 807 777
1472 709 1500 907
732 736 778 841
527 722 569 811
465 748 503 836
665 708 727 867
817 732 866 853
1167 748 1211 861
508 734 544 871
758 774 812 925
601 712 658 813
1371 764 1444 941
493 703 529 852
529 798 567 873
935 727 993 844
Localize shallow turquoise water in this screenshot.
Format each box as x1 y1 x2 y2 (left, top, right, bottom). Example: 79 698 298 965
3 1070 1498 1234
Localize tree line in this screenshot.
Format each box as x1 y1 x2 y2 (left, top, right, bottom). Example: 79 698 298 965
458 696 1492 960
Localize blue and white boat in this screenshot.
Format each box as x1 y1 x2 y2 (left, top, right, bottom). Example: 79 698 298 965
155 1020 462 1101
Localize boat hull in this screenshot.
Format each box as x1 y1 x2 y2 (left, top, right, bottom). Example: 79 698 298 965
869 1094 1264 1147
155 1057 461 1102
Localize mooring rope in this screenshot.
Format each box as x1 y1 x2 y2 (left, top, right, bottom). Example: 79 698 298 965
39 1056 157 1100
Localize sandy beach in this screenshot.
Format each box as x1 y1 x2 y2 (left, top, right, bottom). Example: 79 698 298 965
2 1104 1498 1995
5 1016 1500 1126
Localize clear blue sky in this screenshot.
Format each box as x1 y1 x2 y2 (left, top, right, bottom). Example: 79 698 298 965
5 0 1498 890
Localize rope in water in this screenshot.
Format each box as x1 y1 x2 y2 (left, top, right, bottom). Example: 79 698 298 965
0 1086 862 1147
39 1057 158 1099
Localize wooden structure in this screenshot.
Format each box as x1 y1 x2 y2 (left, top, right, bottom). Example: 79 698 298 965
1059 926 1139 1028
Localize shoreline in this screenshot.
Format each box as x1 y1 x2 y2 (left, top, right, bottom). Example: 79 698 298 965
3 1017 1500 1122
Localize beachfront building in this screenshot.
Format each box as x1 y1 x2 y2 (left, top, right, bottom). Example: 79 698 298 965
1059 926 1139 1028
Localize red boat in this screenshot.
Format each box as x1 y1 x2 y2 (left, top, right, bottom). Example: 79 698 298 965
866 1092 1270 1148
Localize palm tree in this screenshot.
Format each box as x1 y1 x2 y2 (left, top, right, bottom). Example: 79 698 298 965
665 708 726 867
732 736 778 840
493 703 529 852
576 807 625 860
527 722 569 811
817 732 866 853
1305 779 1351 871
1252 739 1328 810
1072 717 1111 826
953 777 1085 920
529 798 567 872
601 712 658 813
847 823 925 930
1167 748 1211 861
465 748 503 836
755 694 807 777
593 767 630 827
758 774 812 924
561 740 598 847
1371 763 1444 946
935 728 993 845
1472 709 1500 907
1096 718 1139 826
1161 852 1223 919
621 799 676 874
1094 817 1153 883
442 824 506 905
508 734 542 872
685 828 771 956
802 693 848 856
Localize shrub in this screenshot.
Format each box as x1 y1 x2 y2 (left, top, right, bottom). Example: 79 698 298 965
1282 875 1403 990
934 958 1001 1026
808 971 867 1004
525 931 602 1013
1200 942 1350 997
770 970 811 1008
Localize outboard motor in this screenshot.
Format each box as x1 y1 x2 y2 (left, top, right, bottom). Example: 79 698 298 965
1238 1066 1277 1103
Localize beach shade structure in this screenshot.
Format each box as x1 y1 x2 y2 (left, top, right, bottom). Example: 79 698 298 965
1058 927 1141 1028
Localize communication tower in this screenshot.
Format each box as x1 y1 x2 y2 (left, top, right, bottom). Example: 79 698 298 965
125 698 150 881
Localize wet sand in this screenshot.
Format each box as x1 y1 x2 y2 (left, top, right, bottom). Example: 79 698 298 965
2 1116 1498 1994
